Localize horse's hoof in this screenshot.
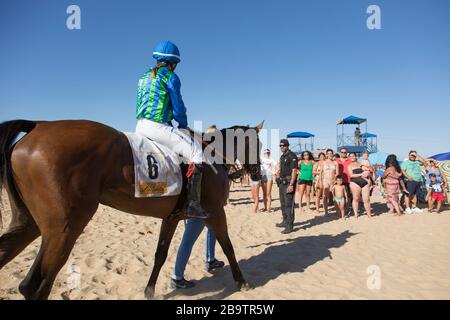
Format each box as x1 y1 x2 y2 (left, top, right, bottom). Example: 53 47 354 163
236 281 251 291
144 286 155 299
19 281 33 300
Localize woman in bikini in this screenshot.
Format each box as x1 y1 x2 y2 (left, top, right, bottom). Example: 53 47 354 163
348 152 373 218
321 149 339 216
313 152 326 212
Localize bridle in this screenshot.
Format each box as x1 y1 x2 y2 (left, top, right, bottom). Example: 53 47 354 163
227 164 246 183
187 127 261 182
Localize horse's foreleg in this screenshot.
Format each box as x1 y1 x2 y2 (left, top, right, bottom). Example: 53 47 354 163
144 217 179 299
205 209 249 290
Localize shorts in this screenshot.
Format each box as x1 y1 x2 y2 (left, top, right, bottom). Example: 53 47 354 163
250 179 261 186
298 179 313 186
261 174 273 183
432 193 445 201
406 181 421 197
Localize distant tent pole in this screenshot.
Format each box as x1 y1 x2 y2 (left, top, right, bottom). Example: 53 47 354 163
365 121 368 151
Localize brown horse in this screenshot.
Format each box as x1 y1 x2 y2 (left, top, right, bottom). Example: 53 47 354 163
0 119 263 300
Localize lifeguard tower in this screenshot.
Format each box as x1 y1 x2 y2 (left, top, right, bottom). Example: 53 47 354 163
336 115 377 154
287 131 315 154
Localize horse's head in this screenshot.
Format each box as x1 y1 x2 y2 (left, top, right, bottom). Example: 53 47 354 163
208 121 263 180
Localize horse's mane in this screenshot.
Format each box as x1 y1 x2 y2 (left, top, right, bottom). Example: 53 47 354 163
219 125 251 133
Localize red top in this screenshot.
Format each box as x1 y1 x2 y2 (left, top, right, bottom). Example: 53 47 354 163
336 158 353 184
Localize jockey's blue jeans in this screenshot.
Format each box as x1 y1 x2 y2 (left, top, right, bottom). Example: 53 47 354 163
172 218 217 280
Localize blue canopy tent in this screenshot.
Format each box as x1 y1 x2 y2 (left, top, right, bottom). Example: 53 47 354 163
361 133 377 139
337 115 367 125
287 131 315 154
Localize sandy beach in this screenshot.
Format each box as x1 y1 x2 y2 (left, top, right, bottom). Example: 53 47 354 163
1 186 450 300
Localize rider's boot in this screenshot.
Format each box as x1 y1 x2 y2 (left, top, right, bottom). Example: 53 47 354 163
186 164 209 219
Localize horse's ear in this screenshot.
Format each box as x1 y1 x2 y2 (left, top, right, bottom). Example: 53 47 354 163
255 121 264 132
205 124 218 134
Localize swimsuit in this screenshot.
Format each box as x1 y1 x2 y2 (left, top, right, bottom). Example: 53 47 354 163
335 197 345 203
351 168 369 188
322 162 336 188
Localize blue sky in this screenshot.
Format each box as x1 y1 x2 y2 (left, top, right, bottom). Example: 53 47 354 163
1 0 449 159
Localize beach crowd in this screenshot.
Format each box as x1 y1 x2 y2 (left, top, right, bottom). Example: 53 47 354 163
167 140 448 289
246 141 449 234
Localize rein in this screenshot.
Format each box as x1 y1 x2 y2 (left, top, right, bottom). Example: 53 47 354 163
227 164 247 183
188 127 259 182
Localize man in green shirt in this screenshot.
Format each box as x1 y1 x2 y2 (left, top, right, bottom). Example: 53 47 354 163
401 150 427 214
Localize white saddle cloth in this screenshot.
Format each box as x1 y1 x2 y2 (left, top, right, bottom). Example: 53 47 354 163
124 132 183 197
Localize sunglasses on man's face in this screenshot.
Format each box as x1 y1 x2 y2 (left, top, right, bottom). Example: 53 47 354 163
280 145 287 147
341 151 347 154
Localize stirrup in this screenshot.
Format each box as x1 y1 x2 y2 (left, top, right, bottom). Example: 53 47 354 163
186 201 209 219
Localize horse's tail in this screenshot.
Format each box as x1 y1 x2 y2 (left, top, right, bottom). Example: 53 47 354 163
0 120 37 232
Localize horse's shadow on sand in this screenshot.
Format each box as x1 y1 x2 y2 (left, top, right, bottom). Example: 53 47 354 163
162 230 357 300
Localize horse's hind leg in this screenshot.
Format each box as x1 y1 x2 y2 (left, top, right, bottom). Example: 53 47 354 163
144 218 179 299
19 231 80 299
19 203 97 300
0 199 40 270
205 208 249 290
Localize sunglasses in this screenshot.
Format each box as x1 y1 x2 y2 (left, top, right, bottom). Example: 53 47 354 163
279 144 287 147
341 151 347 154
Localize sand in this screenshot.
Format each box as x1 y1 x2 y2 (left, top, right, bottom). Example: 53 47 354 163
1 186 450 300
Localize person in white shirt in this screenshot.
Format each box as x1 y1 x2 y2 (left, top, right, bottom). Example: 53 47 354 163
260 149 277 212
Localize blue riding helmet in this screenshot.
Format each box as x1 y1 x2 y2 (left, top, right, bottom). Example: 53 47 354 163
152 40 181 63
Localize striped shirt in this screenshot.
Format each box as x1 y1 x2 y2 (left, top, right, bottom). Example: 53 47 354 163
136 66 188 128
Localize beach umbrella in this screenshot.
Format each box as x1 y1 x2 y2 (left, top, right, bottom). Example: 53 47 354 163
430 152 450 161
362 152 389 166
434 161 450 186
429 153 450 187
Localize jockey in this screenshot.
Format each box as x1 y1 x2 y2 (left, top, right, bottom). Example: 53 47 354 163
135 40 207 219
